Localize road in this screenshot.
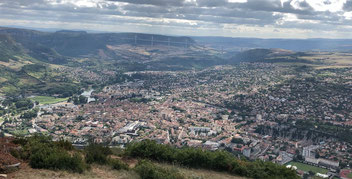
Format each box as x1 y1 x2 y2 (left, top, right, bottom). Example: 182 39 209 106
178 127 184 141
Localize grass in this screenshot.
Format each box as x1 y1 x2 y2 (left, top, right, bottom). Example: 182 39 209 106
9 164 139 179
158 163 246 179
9 162 247 179
11 129 30 136
0 77 7 83
1 85 19 94
287 161 328 174
30 96 69 105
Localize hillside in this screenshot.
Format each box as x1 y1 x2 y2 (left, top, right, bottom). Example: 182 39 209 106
0 136 299 179
193 36 352 52
231 48 311 63
0 34 26 63
0 27 197 61
0 27 224 96
9 163 245 179
231 48 352 68
1 26 351 97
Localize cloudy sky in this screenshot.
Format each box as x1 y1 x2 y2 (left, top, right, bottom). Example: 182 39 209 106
1 0 352 38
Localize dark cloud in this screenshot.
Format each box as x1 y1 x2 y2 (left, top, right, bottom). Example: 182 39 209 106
0 0 351 38
196 0 229 7
344 0 352 11
108 0 185 6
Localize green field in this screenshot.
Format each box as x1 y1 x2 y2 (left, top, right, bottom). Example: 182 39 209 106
287 161 328 174
30 96 68 105
348 172 352 178
11 129 30 136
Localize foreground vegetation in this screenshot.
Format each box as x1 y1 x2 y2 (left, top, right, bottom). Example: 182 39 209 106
12 136 88 173
9 163 247 179
125 140 299 179
7 136 299 179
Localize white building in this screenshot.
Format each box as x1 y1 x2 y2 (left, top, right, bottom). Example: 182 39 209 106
118 121 140 133
302 145 319 158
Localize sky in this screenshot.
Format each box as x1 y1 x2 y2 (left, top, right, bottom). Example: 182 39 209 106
1 0 352 38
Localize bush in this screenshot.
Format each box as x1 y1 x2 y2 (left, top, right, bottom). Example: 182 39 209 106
54 139 74 151
134 160 185 179
85 143 112 164
109 158 129 170
125 140 299 179
29 146 86 173
125 140 175 163
13 135 87 173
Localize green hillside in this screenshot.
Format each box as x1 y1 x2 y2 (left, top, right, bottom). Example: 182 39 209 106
0 34 28 63
0 27 225 96
2 136 298 179
1 27 350 97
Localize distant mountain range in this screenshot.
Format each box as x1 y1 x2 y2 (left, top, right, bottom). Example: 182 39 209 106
0 26 351 96
192 36 352 52
0 27 215 96
0 27 196 63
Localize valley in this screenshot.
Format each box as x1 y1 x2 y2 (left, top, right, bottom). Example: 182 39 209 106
0 27 352 179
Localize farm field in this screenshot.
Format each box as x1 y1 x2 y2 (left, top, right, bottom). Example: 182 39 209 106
287 161 329 174
30 96 69 105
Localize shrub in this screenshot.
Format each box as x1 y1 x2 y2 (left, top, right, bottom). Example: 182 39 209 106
13 135 87 173
29 143 86 173
109 158 129 170
85 143 112 164
54 139 74 151
134 160 185 179
125 140 299 179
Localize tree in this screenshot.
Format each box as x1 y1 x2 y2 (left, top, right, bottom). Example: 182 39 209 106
308 171 315 176
75 115 85 121
315 153 320 159
21 108 39 119
73 95 88 105
231 138 244 144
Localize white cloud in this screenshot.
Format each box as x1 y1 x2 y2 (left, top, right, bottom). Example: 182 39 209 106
344 11 352 19
0 0 352 38
305 0 346 12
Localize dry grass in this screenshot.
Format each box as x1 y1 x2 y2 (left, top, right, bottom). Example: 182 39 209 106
300 52 352 69
8 161 248 179
156 163 247 179
0 77 7 83
0 59 32 71
9 164 139 179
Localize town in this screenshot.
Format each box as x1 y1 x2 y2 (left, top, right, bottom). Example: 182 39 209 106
1 62 351 178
